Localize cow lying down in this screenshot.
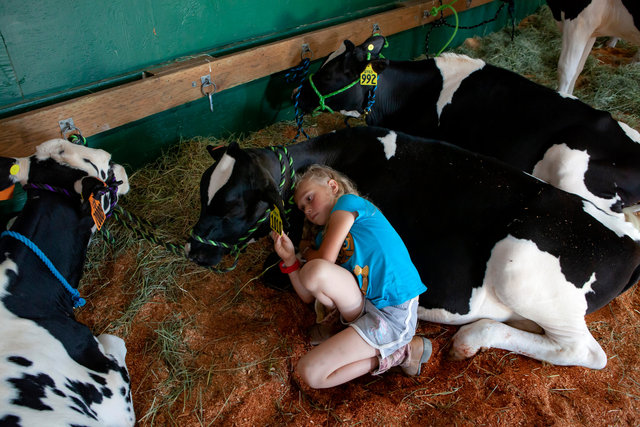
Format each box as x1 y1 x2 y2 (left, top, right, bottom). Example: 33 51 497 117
297 36 640 227
185 126 640 370
0 139 135 426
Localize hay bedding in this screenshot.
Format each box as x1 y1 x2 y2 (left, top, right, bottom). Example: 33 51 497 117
77 7 640 426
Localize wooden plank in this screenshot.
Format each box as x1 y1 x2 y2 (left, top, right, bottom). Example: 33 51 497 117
0 0 493 157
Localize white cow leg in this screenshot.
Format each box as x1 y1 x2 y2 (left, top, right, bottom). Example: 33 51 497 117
558 22 595 94
450 318 607 369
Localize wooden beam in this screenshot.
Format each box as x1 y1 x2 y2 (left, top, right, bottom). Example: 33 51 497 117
0 0 493 157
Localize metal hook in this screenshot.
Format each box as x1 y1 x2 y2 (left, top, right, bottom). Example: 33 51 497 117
301 43 313 61
372 23 381 35
200 75 217 112
59 118 84 142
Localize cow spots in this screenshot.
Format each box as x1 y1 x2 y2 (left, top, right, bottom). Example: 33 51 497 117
434 54 485 120
377 131 397 159
532 143 620 216
7 356 32 367
618 121 640 143
35 139 112 183
207 153 236 204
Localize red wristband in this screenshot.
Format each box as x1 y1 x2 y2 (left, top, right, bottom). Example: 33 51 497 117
279 259 301 274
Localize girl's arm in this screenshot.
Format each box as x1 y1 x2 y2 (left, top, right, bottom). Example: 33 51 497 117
305 210 356 263
272 232 314 303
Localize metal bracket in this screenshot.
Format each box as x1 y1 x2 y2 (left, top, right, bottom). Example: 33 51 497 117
200 75 217 112
301 43 313 61
372 23 380 34
59 118 80 138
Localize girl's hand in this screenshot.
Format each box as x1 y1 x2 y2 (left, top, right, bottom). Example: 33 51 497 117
270 231 297 266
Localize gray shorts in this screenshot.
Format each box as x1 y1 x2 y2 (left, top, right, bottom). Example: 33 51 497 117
347 296 419 359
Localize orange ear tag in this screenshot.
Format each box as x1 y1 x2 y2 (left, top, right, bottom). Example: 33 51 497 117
0 185 15 201
359 63 378 86
270 205 283 236
89 194 106 230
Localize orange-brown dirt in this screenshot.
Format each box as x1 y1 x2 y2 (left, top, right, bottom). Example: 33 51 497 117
78 240 640 426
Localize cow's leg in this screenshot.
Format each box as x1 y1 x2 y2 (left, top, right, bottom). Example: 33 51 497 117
450 318 606 369
449 235 607 369
558 20 596 94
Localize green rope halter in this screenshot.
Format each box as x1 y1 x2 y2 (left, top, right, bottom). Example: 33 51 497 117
189 145 297 266
308 73 359 114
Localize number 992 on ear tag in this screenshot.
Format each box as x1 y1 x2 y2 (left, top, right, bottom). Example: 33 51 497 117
270 205 283 235
359 64 377 86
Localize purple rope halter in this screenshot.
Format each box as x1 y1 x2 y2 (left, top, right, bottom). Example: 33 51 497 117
23 175 121 217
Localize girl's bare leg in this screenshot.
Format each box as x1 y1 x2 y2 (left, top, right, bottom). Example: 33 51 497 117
299 259 364 322
297 327 378 388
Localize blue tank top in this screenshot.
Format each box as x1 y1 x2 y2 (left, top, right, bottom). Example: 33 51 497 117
315 194 426 308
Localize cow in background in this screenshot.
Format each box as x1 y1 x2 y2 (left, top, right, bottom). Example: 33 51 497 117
0 139 135 426
186 126 640 370
296 35 640 229
547 0 640 94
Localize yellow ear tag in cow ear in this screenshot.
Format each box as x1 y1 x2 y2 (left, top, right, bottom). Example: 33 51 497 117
367 44 374 51
9 164 19 176
89 194 106 231
359 63 377 86
270 205 283 236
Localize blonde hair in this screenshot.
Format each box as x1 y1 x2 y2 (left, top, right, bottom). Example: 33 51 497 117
295 164 359 200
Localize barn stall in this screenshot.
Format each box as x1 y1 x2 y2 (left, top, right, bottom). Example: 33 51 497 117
1 1 639 425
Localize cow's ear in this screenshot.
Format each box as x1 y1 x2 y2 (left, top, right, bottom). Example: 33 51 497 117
369 58 389 74
344 40 355 52
258 171 290 229
354 35 387 62
206 144 227 162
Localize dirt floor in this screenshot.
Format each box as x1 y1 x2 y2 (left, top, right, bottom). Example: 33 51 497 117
75 16 640 427
78 239 640 426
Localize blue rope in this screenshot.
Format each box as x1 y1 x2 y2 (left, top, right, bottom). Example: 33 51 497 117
285 58 311 142
1 230 86 308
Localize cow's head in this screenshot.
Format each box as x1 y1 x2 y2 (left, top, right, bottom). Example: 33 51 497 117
297 35 388 116
0 139 129 234
186 143 286 267
3 139 129 225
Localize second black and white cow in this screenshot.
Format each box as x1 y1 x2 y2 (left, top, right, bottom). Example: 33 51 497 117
0 139 135 426
296 35 640 226
186 126 640 370
547 0 640 94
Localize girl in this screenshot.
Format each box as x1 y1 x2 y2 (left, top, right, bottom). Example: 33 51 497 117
272 164 430 389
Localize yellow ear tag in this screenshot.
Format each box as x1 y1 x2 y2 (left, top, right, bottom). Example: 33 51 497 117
9 164 19 176
270 205 283 236
89 194 106 231
367 44 374 51
359 63 377 86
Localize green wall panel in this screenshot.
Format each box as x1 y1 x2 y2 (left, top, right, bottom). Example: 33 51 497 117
0 0 393 107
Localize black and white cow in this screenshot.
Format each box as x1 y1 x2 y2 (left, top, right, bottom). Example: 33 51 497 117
296 35 640 227
186 126 640 369
547 0 640 94
0 139 135 426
